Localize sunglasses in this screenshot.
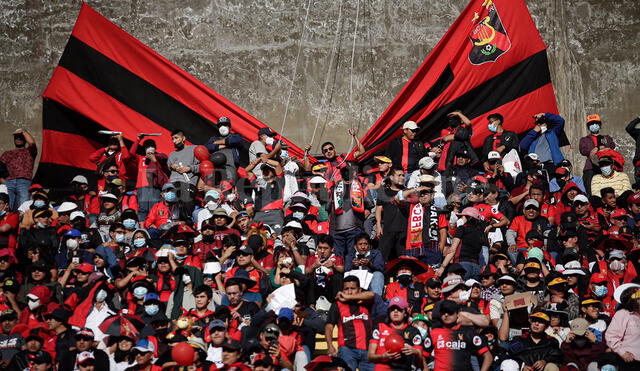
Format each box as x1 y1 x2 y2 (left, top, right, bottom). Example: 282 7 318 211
441 310 457 316
322 147 335 153
104 170 119 174
420 190 435 196
524 206 539 211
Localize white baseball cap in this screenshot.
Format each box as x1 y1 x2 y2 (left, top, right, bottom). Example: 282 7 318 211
487 151 501 161
57 202 78 213
418 156 436 170
402 121 418 130
71 175 89 185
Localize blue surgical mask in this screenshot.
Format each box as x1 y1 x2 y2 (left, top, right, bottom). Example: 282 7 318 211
123 219 136 230
594 285 608 298
33 200 45 208
601 365 617 371
588 124 600 133
488 123 497 133
133 286 148 299
164 191 176 202
145 304 160 316
601 165 613 176
133 238 146 248
114 233 125 243
36 222 46 229
0 210 5 217
292 212 304 220
416 326 428 339
281 150 289 159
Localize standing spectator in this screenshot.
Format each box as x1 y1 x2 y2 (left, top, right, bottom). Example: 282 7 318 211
205 117 245 181
329 162 373 257
129 134 168 221
407 157 446 209
0 193 19 252
89 134 131 183
385 121 427 173
520 113 566 170
579 114 616 194
167 129 200 215
438 111 478 171
0 128 37 210
376 168 411 260
482 113 520 170
304 128 364 178
248 127 282 179
441 207 486 279
625 114 640 185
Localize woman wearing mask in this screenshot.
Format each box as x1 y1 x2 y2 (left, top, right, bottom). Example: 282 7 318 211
19 190 58 230
270 248 302 289
126 229 155 265
120 208 139 244
605 284 640 370
579 114 616 195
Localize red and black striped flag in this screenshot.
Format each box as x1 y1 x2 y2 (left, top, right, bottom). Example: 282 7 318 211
354 0 558 160
36 3 304 189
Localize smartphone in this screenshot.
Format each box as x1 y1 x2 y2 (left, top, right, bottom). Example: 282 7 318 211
72 257 80 264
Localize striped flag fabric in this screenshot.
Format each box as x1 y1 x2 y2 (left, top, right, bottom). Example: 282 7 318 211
36 3 304 189
354 0 559 160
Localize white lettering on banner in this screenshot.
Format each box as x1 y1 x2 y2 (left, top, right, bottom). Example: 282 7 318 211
410 204 423 232
436 340 467 350
342 313 369 323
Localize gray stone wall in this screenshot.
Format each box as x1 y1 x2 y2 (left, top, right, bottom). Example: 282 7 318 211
1 0 638 175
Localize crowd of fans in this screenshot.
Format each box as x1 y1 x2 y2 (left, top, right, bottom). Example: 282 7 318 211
0 111 639 371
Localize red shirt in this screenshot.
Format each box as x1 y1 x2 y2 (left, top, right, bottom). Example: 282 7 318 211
0 211 19 250
0 145 37 179
473 203 505 222
88 147 131 182
304 254 344 277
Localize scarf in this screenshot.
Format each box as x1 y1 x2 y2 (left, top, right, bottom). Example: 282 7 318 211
406 203 439 256
333 180 365 214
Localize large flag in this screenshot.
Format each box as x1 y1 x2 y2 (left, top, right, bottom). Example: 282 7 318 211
355 0 558 160
36 3 304 189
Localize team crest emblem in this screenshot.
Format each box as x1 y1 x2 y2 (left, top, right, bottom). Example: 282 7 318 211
473 336 482 346
468 0 511 65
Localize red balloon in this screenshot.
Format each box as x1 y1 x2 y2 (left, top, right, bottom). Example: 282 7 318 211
385 333 405 353
194 145 210 162
171 342 195 366
199 160 214 177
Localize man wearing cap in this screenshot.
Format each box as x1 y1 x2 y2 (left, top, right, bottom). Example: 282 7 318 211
249 127 282 177
425 300 492 371
205 117 245 181
363 155 393 199
0 128 37 210
499 311 563 370
482 113 520 167
0 309 22 367
18 208 59 264
246 158 286 233
431 275 490 329
519 258 546 304
59 327 109 371
205 319 227 367
207 208 241 248
90 133 132 184
578 299 608 343
439 111 478 171
144 183 182 236
407 157 446 209
19 189 59 230
506 199 550 253
43 307 74 363
443 148 479 196
220 339 252 370
489 275 519 327
128 339 160 371
385 120 428 173
548 160 585 194
579 114 616 194
591 156 632 197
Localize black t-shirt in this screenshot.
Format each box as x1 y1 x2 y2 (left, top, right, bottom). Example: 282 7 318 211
454 224 485 263
430 300 481 329
376 187 409 232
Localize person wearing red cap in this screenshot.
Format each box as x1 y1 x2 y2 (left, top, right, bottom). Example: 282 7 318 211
58 262 94 309
368 296 425 371
579 114 616 195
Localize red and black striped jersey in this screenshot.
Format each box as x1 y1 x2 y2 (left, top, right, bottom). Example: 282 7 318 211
425 325 489 371
327 301 373 350
371 322 423 371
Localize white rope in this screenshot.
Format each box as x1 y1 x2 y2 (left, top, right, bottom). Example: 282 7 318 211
309 0 345 147
279 0 313 139
346 0 361 152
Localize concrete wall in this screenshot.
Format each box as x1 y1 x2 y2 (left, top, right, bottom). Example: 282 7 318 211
1 0 639 175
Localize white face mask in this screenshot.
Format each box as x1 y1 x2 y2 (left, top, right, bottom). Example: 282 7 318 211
206 201 218 211
540 126 548 133
95 289 108 302
182 274 192 285
28 299 41 311
145 147 156 154
219 126 230 137
226 193 237 202
66 239 79 249
265 137 275 146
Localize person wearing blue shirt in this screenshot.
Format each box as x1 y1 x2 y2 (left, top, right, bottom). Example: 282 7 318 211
520 113 566 170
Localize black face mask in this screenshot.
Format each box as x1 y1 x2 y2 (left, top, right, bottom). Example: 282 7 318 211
572 335 589 349
202 234 215 244
397 273 412 287
174 142 185 150
72 184 84 195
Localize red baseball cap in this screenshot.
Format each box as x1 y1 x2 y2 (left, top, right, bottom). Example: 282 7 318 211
611 209 628 219
75 263 94 274
589 272 607 284
627 193 640 205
